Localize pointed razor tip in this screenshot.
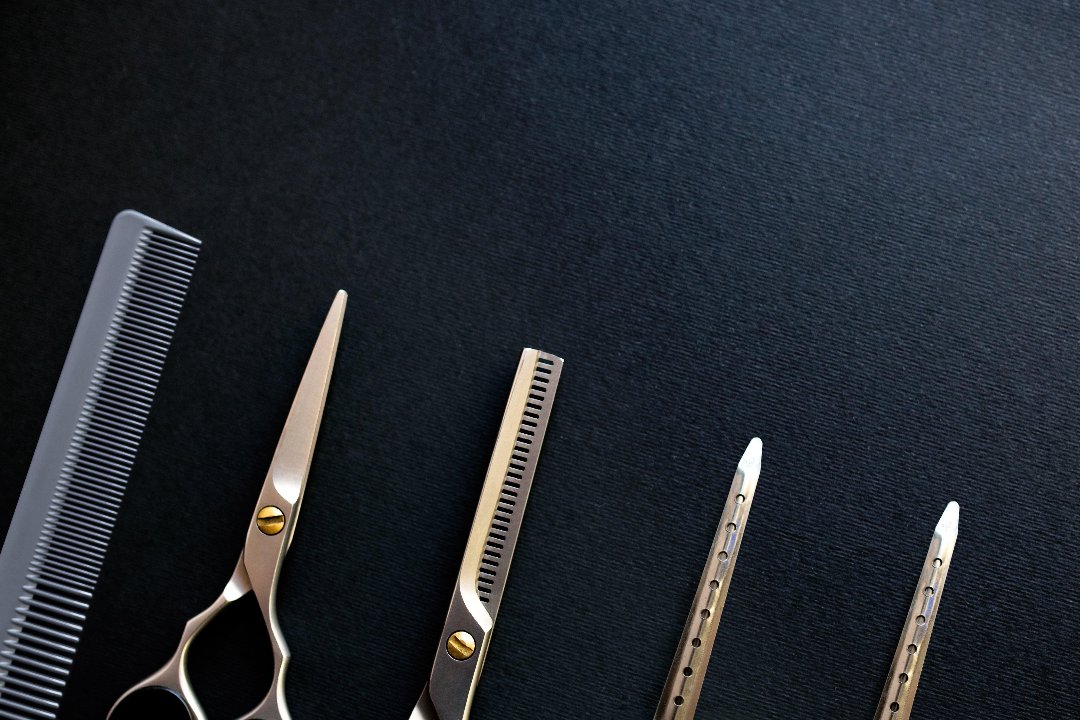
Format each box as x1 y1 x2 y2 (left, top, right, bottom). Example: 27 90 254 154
738 437 763 475
936 501 960 538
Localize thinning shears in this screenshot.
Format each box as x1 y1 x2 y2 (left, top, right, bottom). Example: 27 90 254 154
108 290 347 720
409 348 564 720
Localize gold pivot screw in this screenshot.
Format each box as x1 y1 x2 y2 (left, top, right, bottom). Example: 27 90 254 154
256 506 286 535
446 631 476 661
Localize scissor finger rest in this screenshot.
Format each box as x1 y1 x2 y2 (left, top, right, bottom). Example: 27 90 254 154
108 560 249 720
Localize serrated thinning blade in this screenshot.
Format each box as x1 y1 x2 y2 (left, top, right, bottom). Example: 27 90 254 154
413 348 563 720
468 349 562 619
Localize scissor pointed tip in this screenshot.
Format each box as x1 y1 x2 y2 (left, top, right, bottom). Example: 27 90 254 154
268 292 347 506
312 289 347 382
936 501 960 540
317 291 348 342
330 288 348 315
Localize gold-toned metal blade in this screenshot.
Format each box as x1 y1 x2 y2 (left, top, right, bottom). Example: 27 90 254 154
260 289 347 550
461 348 563 620
654 438 762 720
874 501 960 720
416 348 563 720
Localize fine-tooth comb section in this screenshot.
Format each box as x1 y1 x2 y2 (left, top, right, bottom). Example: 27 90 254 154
0 215 200 720
476 350 562 617
655 438 762 720
874 502 959 720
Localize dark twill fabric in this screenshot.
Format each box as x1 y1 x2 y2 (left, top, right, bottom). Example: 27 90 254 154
1 1 1077 718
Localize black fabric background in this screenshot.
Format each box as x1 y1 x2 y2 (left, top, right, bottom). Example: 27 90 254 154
2 1 1078 718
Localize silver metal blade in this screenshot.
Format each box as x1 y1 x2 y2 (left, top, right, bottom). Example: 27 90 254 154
264 290 346 548
413 348 563 720
408 684 437 720
654 438 762 720
470 349 563 619
874 501 960 720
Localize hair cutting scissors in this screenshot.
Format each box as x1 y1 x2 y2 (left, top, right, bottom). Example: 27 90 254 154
874 501 959 720
409 348 563 720
654 438 762 720
107 290 346 720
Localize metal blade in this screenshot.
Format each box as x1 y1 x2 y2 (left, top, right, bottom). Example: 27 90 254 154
654 438 762 720
874 501 960 720
466 349 563 619
408 684 437 720
264 290 347 544
416 348 563 720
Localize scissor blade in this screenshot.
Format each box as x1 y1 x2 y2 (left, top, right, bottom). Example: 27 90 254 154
408 684 438 720
266 289 347 508
874 501 959 720
654 438 762 720
417 348 563 720
463 348 563 619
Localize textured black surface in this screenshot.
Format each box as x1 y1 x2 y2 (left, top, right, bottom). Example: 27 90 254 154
2 1 1079 718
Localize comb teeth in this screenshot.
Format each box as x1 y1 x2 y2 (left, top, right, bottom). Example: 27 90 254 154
0 224 199 719
476 350 563 615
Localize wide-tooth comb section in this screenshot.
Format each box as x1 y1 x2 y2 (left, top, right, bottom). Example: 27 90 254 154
655 438 762 720
0 214 200 720
874 502 960 720
475 349 563 618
